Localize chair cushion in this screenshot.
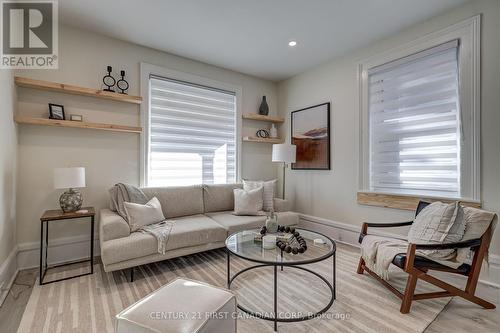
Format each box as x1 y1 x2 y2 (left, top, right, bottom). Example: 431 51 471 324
101 214 227 265
203 183 242 213
142 185 204 218
206 211 299 234
392 253 471 275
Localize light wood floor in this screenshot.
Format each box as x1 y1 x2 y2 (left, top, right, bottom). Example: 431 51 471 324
1 256 498 333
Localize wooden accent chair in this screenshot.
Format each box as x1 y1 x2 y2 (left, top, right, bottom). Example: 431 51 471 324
357 201 496 313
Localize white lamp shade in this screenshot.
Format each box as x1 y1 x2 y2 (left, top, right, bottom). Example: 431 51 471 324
53 167 86 189
272 144 296 163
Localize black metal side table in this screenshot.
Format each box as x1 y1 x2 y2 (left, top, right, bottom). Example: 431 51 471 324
39 207 95 285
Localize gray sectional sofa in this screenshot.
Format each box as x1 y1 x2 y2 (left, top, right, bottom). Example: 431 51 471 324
99 183 299 273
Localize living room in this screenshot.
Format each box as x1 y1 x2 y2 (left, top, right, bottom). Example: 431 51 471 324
0 0 499 332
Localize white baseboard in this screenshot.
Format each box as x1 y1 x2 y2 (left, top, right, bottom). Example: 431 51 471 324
17 235 100 270
299 213 500 289
0 246 19 306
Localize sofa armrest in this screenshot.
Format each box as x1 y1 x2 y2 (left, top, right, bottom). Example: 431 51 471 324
274 198 291 212
100 209 130 242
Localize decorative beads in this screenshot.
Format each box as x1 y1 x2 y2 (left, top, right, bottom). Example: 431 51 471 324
261 224 308 255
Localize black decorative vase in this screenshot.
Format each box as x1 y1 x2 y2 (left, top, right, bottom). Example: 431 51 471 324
259 96 269 115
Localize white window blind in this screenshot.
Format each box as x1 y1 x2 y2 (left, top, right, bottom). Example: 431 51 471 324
368 40 461 198
148 76 236 187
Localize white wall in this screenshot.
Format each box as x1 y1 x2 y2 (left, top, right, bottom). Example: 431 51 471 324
16 25 279 248
0 69 18 298
278 0 500 256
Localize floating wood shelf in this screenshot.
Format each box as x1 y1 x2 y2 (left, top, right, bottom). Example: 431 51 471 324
242 113 284 123
15 76 143 105
243 136 283 144
14 116 142 134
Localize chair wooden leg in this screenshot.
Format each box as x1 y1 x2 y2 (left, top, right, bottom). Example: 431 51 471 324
357 257 365 274
400 273 418 314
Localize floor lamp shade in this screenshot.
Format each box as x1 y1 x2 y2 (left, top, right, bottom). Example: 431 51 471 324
272 144 296 199
272 144 296 163
53 167 86 213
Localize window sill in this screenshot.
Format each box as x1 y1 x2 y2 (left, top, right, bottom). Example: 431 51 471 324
357 191 481 211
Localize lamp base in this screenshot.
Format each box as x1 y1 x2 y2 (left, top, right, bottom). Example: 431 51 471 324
59 188 83 213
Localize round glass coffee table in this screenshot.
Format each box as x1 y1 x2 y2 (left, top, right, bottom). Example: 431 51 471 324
225 228 336 332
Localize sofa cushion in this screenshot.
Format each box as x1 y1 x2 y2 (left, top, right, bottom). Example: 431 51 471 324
142 185 204 218
203 183 242 213
101 214 227 265
206 211 299 234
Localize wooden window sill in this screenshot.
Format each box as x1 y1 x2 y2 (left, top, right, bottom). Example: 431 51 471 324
357 191 481 211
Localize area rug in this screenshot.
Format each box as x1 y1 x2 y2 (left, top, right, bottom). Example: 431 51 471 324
17 243 450 333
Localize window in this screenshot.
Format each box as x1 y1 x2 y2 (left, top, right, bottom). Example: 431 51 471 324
147 76 237 187
368 41 460 198
359 16 480 201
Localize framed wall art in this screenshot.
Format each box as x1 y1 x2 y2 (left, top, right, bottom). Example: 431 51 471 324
291 102 330 170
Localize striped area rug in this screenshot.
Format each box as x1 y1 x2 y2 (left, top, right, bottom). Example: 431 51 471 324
17 243 450 333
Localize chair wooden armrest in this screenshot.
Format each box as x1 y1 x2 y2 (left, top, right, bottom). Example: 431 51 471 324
359 221 413 243
413 238 482 250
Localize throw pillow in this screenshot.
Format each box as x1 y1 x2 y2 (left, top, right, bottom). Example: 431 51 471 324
408 201 463 259
243 179 277 211
124 197 165 232
233 187 265 216
456 206 497 264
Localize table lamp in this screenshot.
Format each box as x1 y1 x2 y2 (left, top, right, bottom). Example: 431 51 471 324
54 167 86 212
272 144 296 199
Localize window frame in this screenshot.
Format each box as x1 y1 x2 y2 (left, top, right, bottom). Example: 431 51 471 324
140 63 242 187
358 15 480 202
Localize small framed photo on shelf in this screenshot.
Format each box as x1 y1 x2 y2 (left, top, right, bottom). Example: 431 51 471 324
48 104 65 120
70 114 83 122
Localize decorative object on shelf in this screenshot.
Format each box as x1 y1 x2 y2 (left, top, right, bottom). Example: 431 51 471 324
102 66 116 92
270 123 278 138
256 129 270 138
291 102 330 170
272 143 296 199
265 210 278 233
116 70 129 94
259 225 308 254
48 103 65 120
70 114 83 122
53 167 86 213
259 95 269 115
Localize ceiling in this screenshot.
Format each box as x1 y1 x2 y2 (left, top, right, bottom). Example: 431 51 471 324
59 0 469 81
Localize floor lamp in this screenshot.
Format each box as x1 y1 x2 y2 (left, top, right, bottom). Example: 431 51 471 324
272 144 296 199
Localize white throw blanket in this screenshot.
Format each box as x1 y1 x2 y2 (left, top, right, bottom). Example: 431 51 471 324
360 235 463 280
140 220 176 255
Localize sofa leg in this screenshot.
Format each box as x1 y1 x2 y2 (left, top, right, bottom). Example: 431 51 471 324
356 257 365 274
129 267 134 282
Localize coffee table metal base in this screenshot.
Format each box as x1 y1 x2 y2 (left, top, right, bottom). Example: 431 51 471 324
226 250 336 332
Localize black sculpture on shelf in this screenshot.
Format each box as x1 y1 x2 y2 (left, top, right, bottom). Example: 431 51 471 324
256 129 270 138
102 66 116 92
116 70 130 94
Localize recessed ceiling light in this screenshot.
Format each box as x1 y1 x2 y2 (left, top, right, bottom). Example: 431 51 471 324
288 40 297 47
